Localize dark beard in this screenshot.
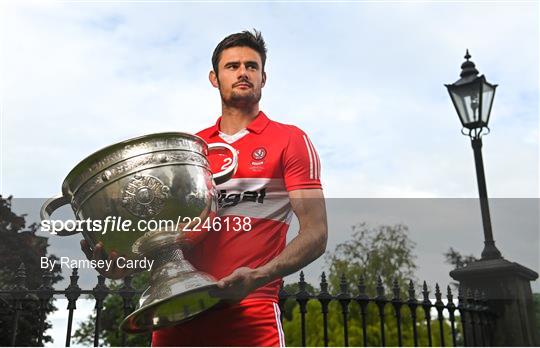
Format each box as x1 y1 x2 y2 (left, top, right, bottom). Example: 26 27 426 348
219 85 262 108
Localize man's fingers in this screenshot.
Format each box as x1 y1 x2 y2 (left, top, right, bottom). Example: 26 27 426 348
92 243 100 260
107 251 120 273
217 276 235 288
80 240 129 279
217 269 245 288
80 240 92 259
93 242 107 261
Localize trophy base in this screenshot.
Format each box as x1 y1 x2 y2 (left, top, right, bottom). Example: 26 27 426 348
120 246 221 333
120 279 220 333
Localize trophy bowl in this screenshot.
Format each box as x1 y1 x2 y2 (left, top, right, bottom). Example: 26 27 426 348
40 132 238 333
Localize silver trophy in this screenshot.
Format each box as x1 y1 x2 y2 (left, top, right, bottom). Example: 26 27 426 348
40 132 238 333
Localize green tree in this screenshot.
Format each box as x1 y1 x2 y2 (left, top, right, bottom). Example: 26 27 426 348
73 271 152 346
283 223 454 346
327 223 417 293
281 282 317 321
444 247 478 270
444 246 479 293
0 195 63 346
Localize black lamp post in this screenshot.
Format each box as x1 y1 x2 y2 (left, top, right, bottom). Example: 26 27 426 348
445 50 502 260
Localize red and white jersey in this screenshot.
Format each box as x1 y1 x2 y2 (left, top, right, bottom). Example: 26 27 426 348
185 111 322 302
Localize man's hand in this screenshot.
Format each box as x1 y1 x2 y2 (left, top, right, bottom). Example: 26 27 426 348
210 189 327 302
210 267 270 301
80 240 134 280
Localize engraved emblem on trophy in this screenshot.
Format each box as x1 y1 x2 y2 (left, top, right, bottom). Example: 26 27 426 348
40 133 238 333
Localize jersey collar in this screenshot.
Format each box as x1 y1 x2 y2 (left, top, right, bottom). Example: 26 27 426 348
209 111 270 137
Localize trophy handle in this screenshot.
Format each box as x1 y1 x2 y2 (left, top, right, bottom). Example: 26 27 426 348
40 195 79 236
208 142 238 185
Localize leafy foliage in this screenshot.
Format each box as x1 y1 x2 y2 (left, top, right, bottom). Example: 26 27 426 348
283 300 455 346
282 222 455 346
73 271 152 346
444 247 478 269
281 282 317 321
444 247 479 291
327 223 417 293
0 195 63 346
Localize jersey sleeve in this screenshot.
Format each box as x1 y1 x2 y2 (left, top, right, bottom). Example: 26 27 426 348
282 127 322 191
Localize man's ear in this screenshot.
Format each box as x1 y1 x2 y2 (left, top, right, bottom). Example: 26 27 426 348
209 70 219 88
262 71 267 87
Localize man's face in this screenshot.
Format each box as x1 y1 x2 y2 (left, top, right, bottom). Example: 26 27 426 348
210 46 266 108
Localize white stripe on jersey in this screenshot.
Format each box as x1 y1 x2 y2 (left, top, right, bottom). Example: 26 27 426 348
316 146 321 180
273 302 286 347
216 178 293 223
306 136 319 180
302 135 314 179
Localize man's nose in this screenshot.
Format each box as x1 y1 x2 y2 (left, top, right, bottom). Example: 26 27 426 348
237 65 249 79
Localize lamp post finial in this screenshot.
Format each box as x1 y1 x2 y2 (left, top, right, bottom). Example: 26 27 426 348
460 49 479 78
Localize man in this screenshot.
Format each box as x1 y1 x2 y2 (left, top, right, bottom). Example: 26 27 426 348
83 30 327 347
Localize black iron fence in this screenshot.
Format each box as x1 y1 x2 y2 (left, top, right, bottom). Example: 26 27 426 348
1 264 494 347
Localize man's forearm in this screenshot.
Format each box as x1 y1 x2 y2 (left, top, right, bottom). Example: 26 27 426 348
256 226 327 283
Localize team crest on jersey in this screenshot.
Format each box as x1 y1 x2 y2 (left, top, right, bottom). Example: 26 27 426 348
251 147 267 160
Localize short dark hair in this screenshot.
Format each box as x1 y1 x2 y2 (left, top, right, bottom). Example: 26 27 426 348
212 30 267 74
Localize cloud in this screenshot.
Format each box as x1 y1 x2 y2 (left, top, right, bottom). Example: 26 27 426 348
2 4 538 341
2 2 537 198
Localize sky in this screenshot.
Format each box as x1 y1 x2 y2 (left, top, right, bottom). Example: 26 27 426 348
1 1 538 346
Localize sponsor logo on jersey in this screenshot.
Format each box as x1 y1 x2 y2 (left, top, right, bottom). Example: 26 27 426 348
251 147 267 160
219 188 266 207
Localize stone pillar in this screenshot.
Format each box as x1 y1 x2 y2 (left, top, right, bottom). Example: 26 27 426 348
450 258 538 346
